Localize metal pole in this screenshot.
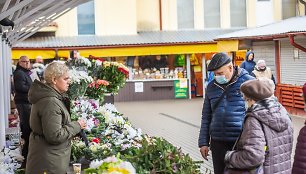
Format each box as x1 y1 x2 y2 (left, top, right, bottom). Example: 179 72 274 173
0 34 6 148
202 53 206 98
186 54 191 99
4 42 10 128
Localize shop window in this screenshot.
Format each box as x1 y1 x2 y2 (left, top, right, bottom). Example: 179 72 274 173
282 0 296 19
230 0 246 27
77 1 95 35
203 0 220 28
177 0 194 29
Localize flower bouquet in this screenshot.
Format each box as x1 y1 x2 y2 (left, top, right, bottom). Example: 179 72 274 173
96 61 129 94
84 156 136 174
86 79 109 104
68 69 93 100
70 99 100 131
66 55 92 71
0 147 24 174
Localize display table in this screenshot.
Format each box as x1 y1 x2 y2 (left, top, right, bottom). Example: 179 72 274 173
114 79 188 102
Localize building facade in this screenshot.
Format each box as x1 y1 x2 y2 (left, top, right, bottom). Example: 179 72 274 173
53 0 304 36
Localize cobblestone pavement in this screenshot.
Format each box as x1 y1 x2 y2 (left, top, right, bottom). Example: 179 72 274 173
116 98 305 174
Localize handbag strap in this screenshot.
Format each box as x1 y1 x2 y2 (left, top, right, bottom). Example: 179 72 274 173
211 86 229 112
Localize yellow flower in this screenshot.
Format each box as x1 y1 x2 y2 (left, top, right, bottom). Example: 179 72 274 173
108 167 131 174
103 61 111 67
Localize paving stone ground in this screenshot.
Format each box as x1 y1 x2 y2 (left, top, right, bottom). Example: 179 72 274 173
116 98 305 174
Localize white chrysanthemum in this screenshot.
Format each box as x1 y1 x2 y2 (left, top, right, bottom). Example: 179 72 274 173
69 69 93 84
86 118 95 131
89 159 103 169
76 141 86 148
103 156 118 163
119 161 136 174
103 103 118 113
76 56 92 67
89 143 99 153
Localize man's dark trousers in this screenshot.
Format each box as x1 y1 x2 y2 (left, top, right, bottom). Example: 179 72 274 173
210 139 235 174
16 103 31 168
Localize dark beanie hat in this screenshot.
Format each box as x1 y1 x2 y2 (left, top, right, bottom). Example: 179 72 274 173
207 52 232 71
240 79 274 101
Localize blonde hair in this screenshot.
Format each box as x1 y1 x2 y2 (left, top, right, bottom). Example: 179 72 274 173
44 62 69 85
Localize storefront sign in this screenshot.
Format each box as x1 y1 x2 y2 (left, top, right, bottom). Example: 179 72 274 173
174 79 188 99
179 78 188 88
135 82 144 92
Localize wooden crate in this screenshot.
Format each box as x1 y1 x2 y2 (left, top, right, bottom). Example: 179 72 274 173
276 84 306 116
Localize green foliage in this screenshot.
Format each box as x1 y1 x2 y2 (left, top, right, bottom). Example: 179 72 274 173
15 169 25 174
123 136 202 174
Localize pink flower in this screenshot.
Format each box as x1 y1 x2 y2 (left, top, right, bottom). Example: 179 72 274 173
94 119 100 126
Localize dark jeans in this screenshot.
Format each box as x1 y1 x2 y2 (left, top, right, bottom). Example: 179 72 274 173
210 139 235 174
16 103 32 167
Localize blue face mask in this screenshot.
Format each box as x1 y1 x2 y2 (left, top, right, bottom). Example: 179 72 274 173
215 75 228 84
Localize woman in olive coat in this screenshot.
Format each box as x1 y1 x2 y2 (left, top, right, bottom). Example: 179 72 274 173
26 62 87 174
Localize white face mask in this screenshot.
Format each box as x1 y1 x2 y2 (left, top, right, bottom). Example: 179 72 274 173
245 102 249 111
244 97 252 111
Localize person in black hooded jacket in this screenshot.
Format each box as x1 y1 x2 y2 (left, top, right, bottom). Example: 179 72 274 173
13 55 32 168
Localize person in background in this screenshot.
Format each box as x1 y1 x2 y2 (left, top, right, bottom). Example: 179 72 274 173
225 78 293 174
206 60 215 83
240 50 256 75
204 60 214 89
26 62 86 174
13 55 32 168
292 82 306 174
139 56 153 70
198 52 254 174
152 55 168 70
32 56 45 81
252 59 276 84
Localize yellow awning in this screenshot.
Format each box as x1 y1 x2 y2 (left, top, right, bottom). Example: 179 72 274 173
12 50 56 60
217 40 239 52
12 43 218 59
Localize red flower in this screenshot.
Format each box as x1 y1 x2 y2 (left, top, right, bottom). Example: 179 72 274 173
92 137 100 144
118 67 129 78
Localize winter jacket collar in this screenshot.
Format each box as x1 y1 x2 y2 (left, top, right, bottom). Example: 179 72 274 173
16 63 31 73
28 80 66 104
247 97 290 132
